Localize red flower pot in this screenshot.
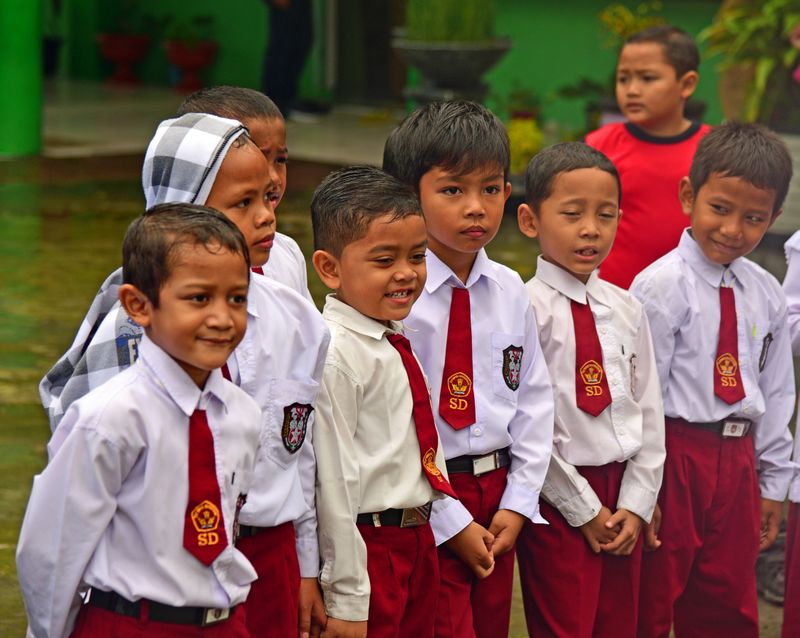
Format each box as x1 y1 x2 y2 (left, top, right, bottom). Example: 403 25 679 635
96 33 150 85
164 39 219 93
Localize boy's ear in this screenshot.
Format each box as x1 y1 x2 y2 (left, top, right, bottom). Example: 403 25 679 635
768 208 783 229
503 181 512 201
678 177 694 215
679 70 699 100
312 249 342 290
517 203 539 239
119 283 154 328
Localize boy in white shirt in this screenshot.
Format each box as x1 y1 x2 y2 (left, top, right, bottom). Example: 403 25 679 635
631 122 795 637
516 142 665 637
310 165 457 638
17 204 261 638
383 100 554 638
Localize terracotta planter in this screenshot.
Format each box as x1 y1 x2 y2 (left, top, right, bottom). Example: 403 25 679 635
164 40 219 93
96 33 150 85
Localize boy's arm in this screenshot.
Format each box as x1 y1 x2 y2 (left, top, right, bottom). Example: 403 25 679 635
752 300 795 503
17 415 130 638
783 232 800 354
616 308 666 525
314 361 370 623
498 302 554 524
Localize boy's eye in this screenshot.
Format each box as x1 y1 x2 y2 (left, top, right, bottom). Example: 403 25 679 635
746 214 767 225
599 210 617 219
485 185 501 195
561 210 579 217
230 294 248 304
410 252 426 263
276 156 288 165
711 204 728 214
189 294 209 303
373 257 393 266
236 198 251 209
441 186 461 196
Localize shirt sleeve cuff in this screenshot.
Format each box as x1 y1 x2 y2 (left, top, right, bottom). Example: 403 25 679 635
617 479 658 524
430 496 473 545
760 471 792 503
499 480 547 524
324 591 369 622
542 481 601 527
295 534 320 578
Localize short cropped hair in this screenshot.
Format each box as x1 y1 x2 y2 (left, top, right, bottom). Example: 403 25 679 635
383 100 510 190
524 142 621 210
176 85 283 121
122 203 250 307
689 122 793 215
311 165 422 257
625 25 699 78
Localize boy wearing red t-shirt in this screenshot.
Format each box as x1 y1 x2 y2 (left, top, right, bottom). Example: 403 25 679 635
586 25 711 289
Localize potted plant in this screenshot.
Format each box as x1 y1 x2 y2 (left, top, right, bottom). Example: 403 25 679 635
391 0 511 103
162 15 218 93
700 0 800 133
96 0 151 85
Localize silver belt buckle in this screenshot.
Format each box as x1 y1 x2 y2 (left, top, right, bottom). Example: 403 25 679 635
472 451 499 477
201 607 231 626
722 418 749 438
400 503 432 528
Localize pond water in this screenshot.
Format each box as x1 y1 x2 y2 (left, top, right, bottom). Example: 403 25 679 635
0 157 786 636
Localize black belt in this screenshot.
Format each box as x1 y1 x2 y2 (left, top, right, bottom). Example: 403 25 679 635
668 416 752 438
237 524 267 539
88 588 235 626
356 503 432 528
446 448 511 476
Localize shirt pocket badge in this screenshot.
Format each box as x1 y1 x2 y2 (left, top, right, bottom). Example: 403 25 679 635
282 402 313 454
502 345 524 391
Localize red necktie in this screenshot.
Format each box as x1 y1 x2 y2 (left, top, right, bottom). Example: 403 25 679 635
438 287 476 429
714 286 746 404
571 299 612 417
183 409 228 565
251 267 264 275
388 333 458 499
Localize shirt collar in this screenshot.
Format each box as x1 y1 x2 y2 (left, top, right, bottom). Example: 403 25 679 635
534 255 604 305
677 228 744 287
322 294 402 341
137 334 228 418
424 248 501 293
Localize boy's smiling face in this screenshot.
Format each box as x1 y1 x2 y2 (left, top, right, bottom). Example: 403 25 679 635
616 42 697 136
418 164 511 282
245 116 288 209
314 213 428 324
206 141 276 267
128 243 249 387
681 172 778 265
517 168 620 283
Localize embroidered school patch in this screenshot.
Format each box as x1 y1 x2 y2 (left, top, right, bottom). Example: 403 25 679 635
502 345 524 390
715 352 739 377
191 500 221 534
282 403 312 453
423 447 444 480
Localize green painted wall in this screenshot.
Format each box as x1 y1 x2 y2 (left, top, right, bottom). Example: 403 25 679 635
59 0 723 129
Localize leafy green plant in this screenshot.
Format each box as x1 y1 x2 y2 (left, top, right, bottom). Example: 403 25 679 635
599 1 665 49
404 0 496 42
701 0 800 123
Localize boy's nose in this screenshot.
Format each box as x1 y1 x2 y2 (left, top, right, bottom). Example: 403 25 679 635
254 198 276 228
206 300 236 329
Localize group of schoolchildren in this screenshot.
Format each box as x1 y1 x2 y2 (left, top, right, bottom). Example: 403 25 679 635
14 23 800 638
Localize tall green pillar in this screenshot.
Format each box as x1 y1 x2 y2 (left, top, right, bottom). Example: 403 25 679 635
0 0 42 156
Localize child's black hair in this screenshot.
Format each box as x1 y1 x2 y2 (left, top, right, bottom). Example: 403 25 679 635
176 85 283 122
383 100 510 190
625 25 699 78
311 165 422 258
524 142 621 210
122 203 250 307
689 121 793 215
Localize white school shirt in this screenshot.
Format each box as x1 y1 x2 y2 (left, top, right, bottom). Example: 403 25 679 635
782 231 800 503
17 336 260 638
404 249 554 544
263 232 313 302
526 257 665 526
315 295 450 622
49 275 329 578
631 229 795 502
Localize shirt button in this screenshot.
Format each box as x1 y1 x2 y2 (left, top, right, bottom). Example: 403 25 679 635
743 407 749 414
473 427 482 436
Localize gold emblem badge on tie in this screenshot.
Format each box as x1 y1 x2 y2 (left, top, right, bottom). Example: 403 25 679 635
191 500 222 547
580 360 605 396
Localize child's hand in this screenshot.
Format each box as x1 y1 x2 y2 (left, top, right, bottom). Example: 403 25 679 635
579 505 617 553
488 509 526 557
320 618 367 638
298 577 327 638
643 503 662 552
600 508 643 556
760 498 783 551
445 521 495 578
